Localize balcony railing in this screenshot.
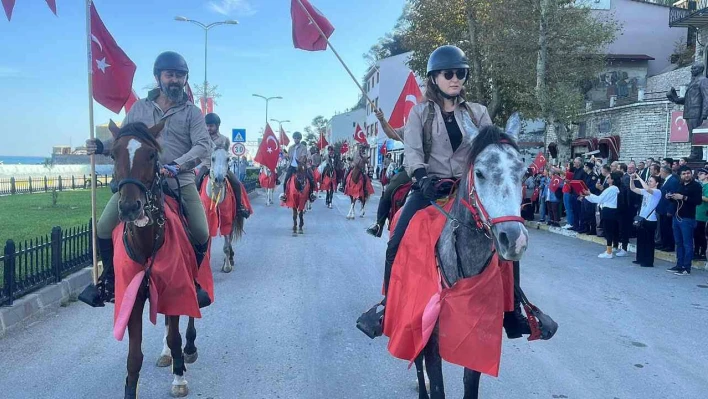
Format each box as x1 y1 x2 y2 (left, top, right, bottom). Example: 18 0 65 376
670 0 708 28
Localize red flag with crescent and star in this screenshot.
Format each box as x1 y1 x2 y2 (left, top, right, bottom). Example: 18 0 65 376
124 90 139 113
340 142 349 154
254 124 280 174
317 133 329 150
354 123 367 144
279 126 290 147
389 72 422 129
549 176 562 192
2 0 56 21
290 0 334 51
90 2 137 113
528 152 547 175
669 111 689 143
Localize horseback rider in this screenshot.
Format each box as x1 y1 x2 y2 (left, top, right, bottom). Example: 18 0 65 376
367 110 409 237
196 112 250 219
360 45 533 338
310 145 322 169
280 131 317 203
82 51 211 306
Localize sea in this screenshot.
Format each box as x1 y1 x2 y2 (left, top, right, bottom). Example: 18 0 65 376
0 155 47 165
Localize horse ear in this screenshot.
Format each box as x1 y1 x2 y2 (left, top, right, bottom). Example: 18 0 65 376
505 112 521 140
108 119 120 139
148 121 166 138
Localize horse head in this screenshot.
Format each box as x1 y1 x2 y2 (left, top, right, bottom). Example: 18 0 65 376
207 149 230 204
108 120 165 227
463 113 528 261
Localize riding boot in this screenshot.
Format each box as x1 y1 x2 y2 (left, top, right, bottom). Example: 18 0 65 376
78 238 115 307
356 248 395 339
366 222 383 238
503 261 531 339
227 173 250 219
193 241 212 308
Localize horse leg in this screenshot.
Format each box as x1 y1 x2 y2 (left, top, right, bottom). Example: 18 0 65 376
462 368 482 399
292 208 297 234
298 211 304 234
423 329 445 399
347 198 355 219
222 232 233 273
414 355 430 399
125 287 147 399
156 316 172 367
167 315 189 397
360 199 366 218
184 317 198 364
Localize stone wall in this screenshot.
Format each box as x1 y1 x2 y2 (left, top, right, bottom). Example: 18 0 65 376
576 100 692 162
645 66 691 100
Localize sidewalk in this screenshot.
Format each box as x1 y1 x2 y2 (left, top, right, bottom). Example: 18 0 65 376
525 220 708 271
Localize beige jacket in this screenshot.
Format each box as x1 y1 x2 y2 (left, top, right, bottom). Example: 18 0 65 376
202 132 231 169
404 100 492 179
287 142 308 166
119 88 210 187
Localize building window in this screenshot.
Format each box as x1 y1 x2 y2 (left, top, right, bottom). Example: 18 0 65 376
376 71 380 84
578 122 586 138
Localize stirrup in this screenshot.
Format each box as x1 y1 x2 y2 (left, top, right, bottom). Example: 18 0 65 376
366 223 382 238
356 302 385 339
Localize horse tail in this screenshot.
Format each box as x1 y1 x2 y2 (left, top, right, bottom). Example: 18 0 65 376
232 213 245 240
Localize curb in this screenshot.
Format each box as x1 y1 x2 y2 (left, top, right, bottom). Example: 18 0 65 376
525 221 708 271
0 267 93 338
0 188 261 339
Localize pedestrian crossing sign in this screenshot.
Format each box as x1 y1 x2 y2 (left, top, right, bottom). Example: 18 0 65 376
232 129 246 143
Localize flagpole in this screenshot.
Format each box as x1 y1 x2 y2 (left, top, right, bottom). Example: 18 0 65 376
294 0 377 112
85 0 98 285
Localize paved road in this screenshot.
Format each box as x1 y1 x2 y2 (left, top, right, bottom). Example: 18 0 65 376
0 186 706 399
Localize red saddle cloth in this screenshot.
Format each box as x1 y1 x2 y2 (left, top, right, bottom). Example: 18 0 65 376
383 202 514 377
282 176 309 211
320 171 337 191
200 180 235 237
345 173 374 200
259 170 277 189
112 197 214 341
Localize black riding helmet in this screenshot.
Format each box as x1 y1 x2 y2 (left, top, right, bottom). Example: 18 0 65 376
205 113 221 126
427 45 470 99
153 51 189 76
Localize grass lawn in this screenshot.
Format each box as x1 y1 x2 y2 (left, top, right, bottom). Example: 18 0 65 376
0 188 113 246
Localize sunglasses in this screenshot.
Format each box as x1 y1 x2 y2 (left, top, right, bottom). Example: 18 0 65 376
439 69 467 81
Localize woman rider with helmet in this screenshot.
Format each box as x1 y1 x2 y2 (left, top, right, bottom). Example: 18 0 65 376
359 45 533 340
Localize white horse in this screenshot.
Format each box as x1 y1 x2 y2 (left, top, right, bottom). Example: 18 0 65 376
203 149 246 274
260 166 276 206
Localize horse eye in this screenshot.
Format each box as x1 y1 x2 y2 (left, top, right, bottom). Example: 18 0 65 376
475 170 485 180
149 152 156 160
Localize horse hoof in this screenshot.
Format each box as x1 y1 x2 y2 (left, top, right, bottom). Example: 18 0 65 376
298 229 304 234
156 355 172 368
184 350 198 364
170 384 189 398
221 262 233 273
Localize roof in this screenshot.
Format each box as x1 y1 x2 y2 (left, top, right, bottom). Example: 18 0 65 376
628 0 672 8
606 54 655 61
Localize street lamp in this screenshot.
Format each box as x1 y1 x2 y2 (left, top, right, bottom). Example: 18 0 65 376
174 16 239 104
270 118 290 146
253 94 282 123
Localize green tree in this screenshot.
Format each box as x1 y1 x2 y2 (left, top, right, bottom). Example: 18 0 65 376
43 157 59 207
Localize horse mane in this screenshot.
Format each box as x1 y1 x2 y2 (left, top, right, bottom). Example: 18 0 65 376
468 124 519 165
117 122 162 152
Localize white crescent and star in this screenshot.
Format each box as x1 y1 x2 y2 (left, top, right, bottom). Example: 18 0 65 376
675 115 686 131
91 34 111 74
266 136 278 153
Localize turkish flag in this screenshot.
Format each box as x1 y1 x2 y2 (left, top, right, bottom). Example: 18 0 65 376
380 143 387 156
207 98 214 114
45 0 56 15
124 90 139 113
354 123 367 144
90 3 136 114
291 0 334 51
528 152 547 175
317 133 329 150
279 126 290 147
549 176 561 192
340 142 349 154
186 82 195 104
389 72 422 129
2 0 15 21
254 124 280 173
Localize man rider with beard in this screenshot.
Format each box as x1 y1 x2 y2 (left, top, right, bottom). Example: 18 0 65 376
80 51 211 307
196 112 250 219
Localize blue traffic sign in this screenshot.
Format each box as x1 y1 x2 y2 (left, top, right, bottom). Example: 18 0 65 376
232 128 246 143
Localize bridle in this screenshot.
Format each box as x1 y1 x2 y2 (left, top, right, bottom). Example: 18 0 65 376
432 139 525 237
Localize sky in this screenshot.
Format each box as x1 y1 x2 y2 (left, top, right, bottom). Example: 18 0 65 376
0 0 407 156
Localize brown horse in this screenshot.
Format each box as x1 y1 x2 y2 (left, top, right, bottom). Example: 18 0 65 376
108 120 204 398
344 144 374 219
283 159 310 234
319 154 340 209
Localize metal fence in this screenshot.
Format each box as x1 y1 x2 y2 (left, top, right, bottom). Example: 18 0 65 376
0 175 111 196
0 178 258 307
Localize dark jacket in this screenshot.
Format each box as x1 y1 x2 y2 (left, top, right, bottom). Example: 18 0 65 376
585 172 600 195
658 174 680 215
671 180 703 219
